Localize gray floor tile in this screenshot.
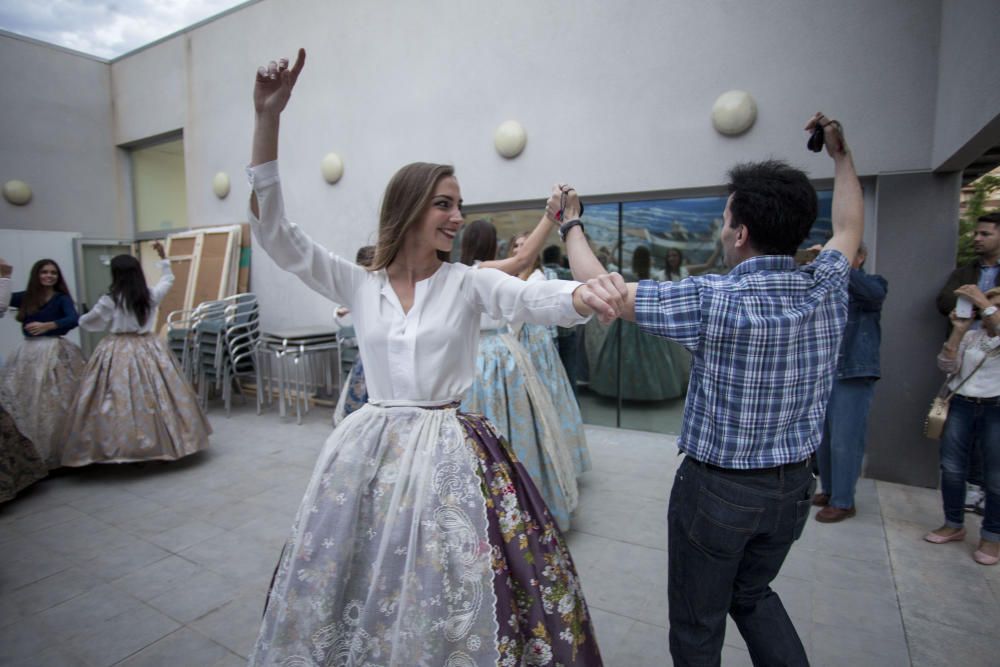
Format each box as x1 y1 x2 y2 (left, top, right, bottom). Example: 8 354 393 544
77 535 173 581
0 616 50 665
6 504 91 535
0 567 102 625
0 537 74 594
177 530 280 583
144 518 227 553
146 568 242 623
61 603 180 667
111 554 204 602
810 620 910 667
115 626 233 666
811 585 905 637
190 593 263 658
609 618 669 667
31 583 147 642
905 615 994 667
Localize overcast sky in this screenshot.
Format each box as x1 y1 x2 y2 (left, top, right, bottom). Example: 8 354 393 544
0 0 248 59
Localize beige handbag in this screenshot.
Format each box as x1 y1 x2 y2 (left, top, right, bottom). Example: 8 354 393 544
924 352 991 440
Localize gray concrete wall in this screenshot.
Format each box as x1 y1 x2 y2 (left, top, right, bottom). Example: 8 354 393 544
932 0 1000 171
866 171 963 488
0 32 121 237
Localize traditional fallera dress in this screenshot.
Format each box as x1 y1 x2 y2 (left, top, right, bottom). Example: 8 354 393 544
247 161 602 666
59 260 211 466
0 276 48 501
0 281 84 469
462 309 579 531
515 269 591 477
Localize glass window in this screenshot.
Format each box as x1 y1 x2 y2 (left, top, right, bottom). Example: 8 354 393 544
462 189 832 436
131 137 188 234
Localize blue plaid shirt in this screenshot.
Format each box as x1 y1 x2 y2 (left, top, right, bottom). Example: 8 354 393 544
635 250 850 469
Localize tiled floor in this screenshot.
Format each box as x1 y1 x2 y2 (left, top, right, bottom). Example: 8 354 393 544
1 405 997 666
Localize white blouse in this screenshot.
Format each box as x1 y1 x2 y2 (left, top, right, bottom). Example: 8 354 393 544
78 260 174 334
939 329 1000 398
248 161 588 403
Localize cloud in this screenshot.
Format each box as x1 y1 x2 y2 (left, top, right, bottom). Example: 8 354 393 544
0 0 245 58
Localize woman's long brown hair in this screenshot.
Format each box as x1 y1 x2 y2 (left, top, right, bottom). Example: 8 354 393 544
16 259 71 322
369 162 454 271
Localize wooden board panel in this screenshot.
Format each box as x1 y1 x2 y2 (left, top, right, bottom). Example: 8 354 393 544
194 232 231 304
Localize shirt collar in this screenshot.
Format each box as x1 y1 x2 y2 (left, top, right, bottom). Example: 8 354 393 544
727 254 798 277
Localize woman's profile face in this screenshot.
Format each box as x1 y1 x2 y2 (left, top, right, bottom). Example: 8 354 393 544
413 176 464 255
512 235 527 256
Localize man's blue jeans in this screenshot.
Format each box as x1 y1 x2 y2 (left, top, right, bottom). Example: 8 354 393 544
939 394 1000 541
668 456 814 666
817 377 876 509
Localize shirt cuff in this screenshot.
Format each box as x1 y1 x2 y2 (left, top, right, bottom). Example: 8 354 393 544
246 161 280 189
556 280 592 324
633 279 660 329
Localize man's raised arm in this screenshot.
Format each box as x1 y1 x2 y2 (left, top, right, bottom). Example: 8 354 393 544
810 113 863 264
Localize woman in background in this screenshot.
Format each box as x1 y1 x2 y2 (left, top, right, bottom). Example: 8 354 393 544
0 258 84 468
461 215 580 530
509 228 591 477
60 242 210 466
333 245 374 425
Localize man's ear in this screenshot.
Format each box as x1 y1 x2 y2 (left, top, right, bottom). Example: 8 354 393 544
734 224 749 248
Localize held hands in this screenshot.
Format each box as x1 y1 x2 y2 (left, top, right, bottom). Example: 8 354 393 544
545 184 580 224
152 241 167 260
574 272 628 325
805 112 848 157
254 48 306 117
954 284 991 310
25 321 55 336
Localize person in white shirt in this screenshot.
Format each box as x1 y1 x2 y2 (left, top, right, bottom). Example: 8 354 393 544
246 49 625 666
925 286 1000 566
60 242 211 466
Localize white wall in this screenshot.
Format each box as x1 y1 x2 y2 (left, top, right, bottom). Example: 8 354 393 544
103 0 948 327
0 33 120 238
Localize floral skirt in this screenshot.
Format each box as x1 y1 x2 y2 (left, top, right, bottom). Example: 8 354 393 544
0 336 85 468
60 333 211 466
333 358 368 426
463 331 578 531
250 404 602 666
517 324 591 476
0 404 48 503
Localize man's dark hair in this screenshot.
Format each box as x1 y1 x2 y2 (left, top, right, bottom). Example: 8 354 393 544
542 245 562 265
978 211 1000 227
726 159 818 256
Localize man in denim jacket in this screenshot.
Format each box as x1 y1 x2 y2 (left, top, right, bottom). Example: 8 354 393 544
814 244 888 522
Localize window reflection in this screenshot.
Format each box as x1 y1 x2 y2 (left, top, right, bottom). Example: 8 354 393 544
464 191 833 434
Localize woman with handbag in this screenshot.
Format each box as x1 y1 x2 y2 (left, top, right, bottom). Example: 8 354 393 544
924 286 1000 565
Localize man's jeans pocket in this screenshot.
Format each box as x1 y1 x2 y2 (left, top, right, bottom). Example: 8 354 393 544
792 477 817 540
688 484 764 556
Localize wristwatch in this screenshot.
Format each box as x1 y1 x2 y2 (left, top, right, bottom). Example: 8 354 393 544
559 218 584 242
983 305 998 318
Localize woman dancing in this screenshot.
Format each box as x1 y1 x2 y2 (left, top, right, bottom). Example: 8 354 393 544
0 258 84 468
461 217 581 531
60 243 210 466
247 50 620 666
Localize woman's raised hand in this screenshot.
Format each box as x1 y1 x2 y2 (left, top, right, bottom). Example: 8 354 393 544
152 241 166 260
254 48 306 116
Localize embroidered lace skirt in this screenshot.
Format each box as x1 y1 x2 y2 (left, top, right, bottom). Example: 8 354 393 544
517 323 591 476
60 333 211 466
463 331 578 531
0 404 48 503
0 336 85 468
249 404 602 666
333 358 368 426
